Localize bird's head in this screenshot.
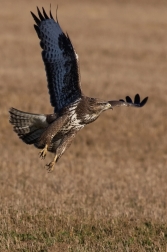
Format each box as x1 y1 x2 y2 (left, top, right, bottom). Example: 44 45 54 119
87 98 112 113
77 97 112 124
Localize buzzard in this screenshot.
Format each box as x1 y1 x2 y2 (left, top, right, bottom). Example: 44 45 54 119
9 7 148 172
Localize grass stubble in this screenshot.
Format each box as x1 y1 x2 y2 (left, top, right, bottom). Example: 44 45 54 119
0 0 167 251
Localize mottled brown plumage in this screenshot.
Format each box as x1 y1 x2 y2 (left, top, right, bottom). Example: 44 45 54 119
9 7 148 172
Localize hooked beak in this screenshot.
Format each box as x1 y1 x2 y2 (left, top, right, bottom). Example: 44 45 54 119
106 102 113 110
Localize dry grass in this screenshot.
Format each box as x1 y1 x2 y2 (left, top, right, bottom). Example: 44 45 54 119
0 0 167 251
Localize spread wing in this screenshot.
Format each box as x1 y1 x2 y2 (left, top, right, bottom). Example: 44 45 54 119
109 94 148 108
31 7 82 113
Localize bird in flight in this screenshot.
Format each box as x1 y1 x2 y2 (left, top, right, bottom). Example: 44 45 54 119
9 7 148 172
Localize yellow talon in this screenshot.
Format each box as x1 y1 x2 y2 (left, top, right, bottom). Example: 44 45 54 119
39 144 48 159
45 162 55 172
45 155 57 172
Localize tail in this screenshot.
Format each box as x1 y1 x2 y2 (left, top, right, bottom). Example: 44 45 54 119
9 108 49 145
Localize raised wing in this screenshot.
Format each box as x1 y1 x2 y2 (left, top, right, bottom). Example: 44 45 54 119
31 7 82 113
109 94 148 108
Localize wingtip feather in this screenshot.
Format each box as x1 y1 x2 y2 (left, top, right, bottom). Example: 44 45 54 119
134 94 140 104
50 4 54 19
31 11 41 25
140 96 148 107
42 7 49 19
126 96 132 103
37 6 45 21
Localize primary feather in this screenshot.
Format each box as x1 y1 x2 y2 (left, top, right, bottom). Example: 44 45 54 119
31 7 82 113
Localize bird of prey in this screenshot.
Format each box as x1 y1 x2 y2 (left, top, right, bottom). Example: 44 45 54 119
9 7 148 172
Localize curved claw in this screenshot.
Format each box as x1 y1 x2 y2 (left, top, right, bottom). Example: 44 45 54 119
45 162 55 172
39 144 48 159
45 154 58 173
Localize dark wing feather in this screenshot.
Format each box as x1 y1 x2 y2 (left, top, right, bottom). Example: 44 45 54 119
109 94 148 108
31 7 82 113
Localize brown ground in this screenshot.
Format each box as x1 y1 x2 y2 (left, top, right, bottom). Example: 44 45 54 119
0 0 167 251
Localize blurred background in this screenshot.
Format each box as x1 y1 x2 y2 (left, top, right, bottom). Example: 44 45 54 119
0 0 167 250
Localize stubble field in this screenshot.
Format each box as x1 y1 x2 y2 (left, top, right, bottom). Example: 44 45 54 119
0 0 167 251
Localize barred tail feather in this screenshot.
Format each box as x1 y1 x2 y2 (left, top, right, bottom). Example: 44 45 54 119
9 107 49 145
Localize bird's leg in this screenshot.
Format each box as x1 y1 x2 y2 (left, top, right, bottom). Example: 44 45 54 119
39 144 48 159
37 115 68 160
45 154 58 172
44 130 77 173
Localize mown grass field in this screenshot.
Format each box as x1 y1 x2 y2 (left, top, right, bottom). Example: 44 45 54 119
0 0 167 251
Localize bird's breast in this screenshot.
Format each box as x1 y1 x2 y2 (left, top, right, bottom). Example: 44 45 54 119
61 109 84 133
81 113 99 124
